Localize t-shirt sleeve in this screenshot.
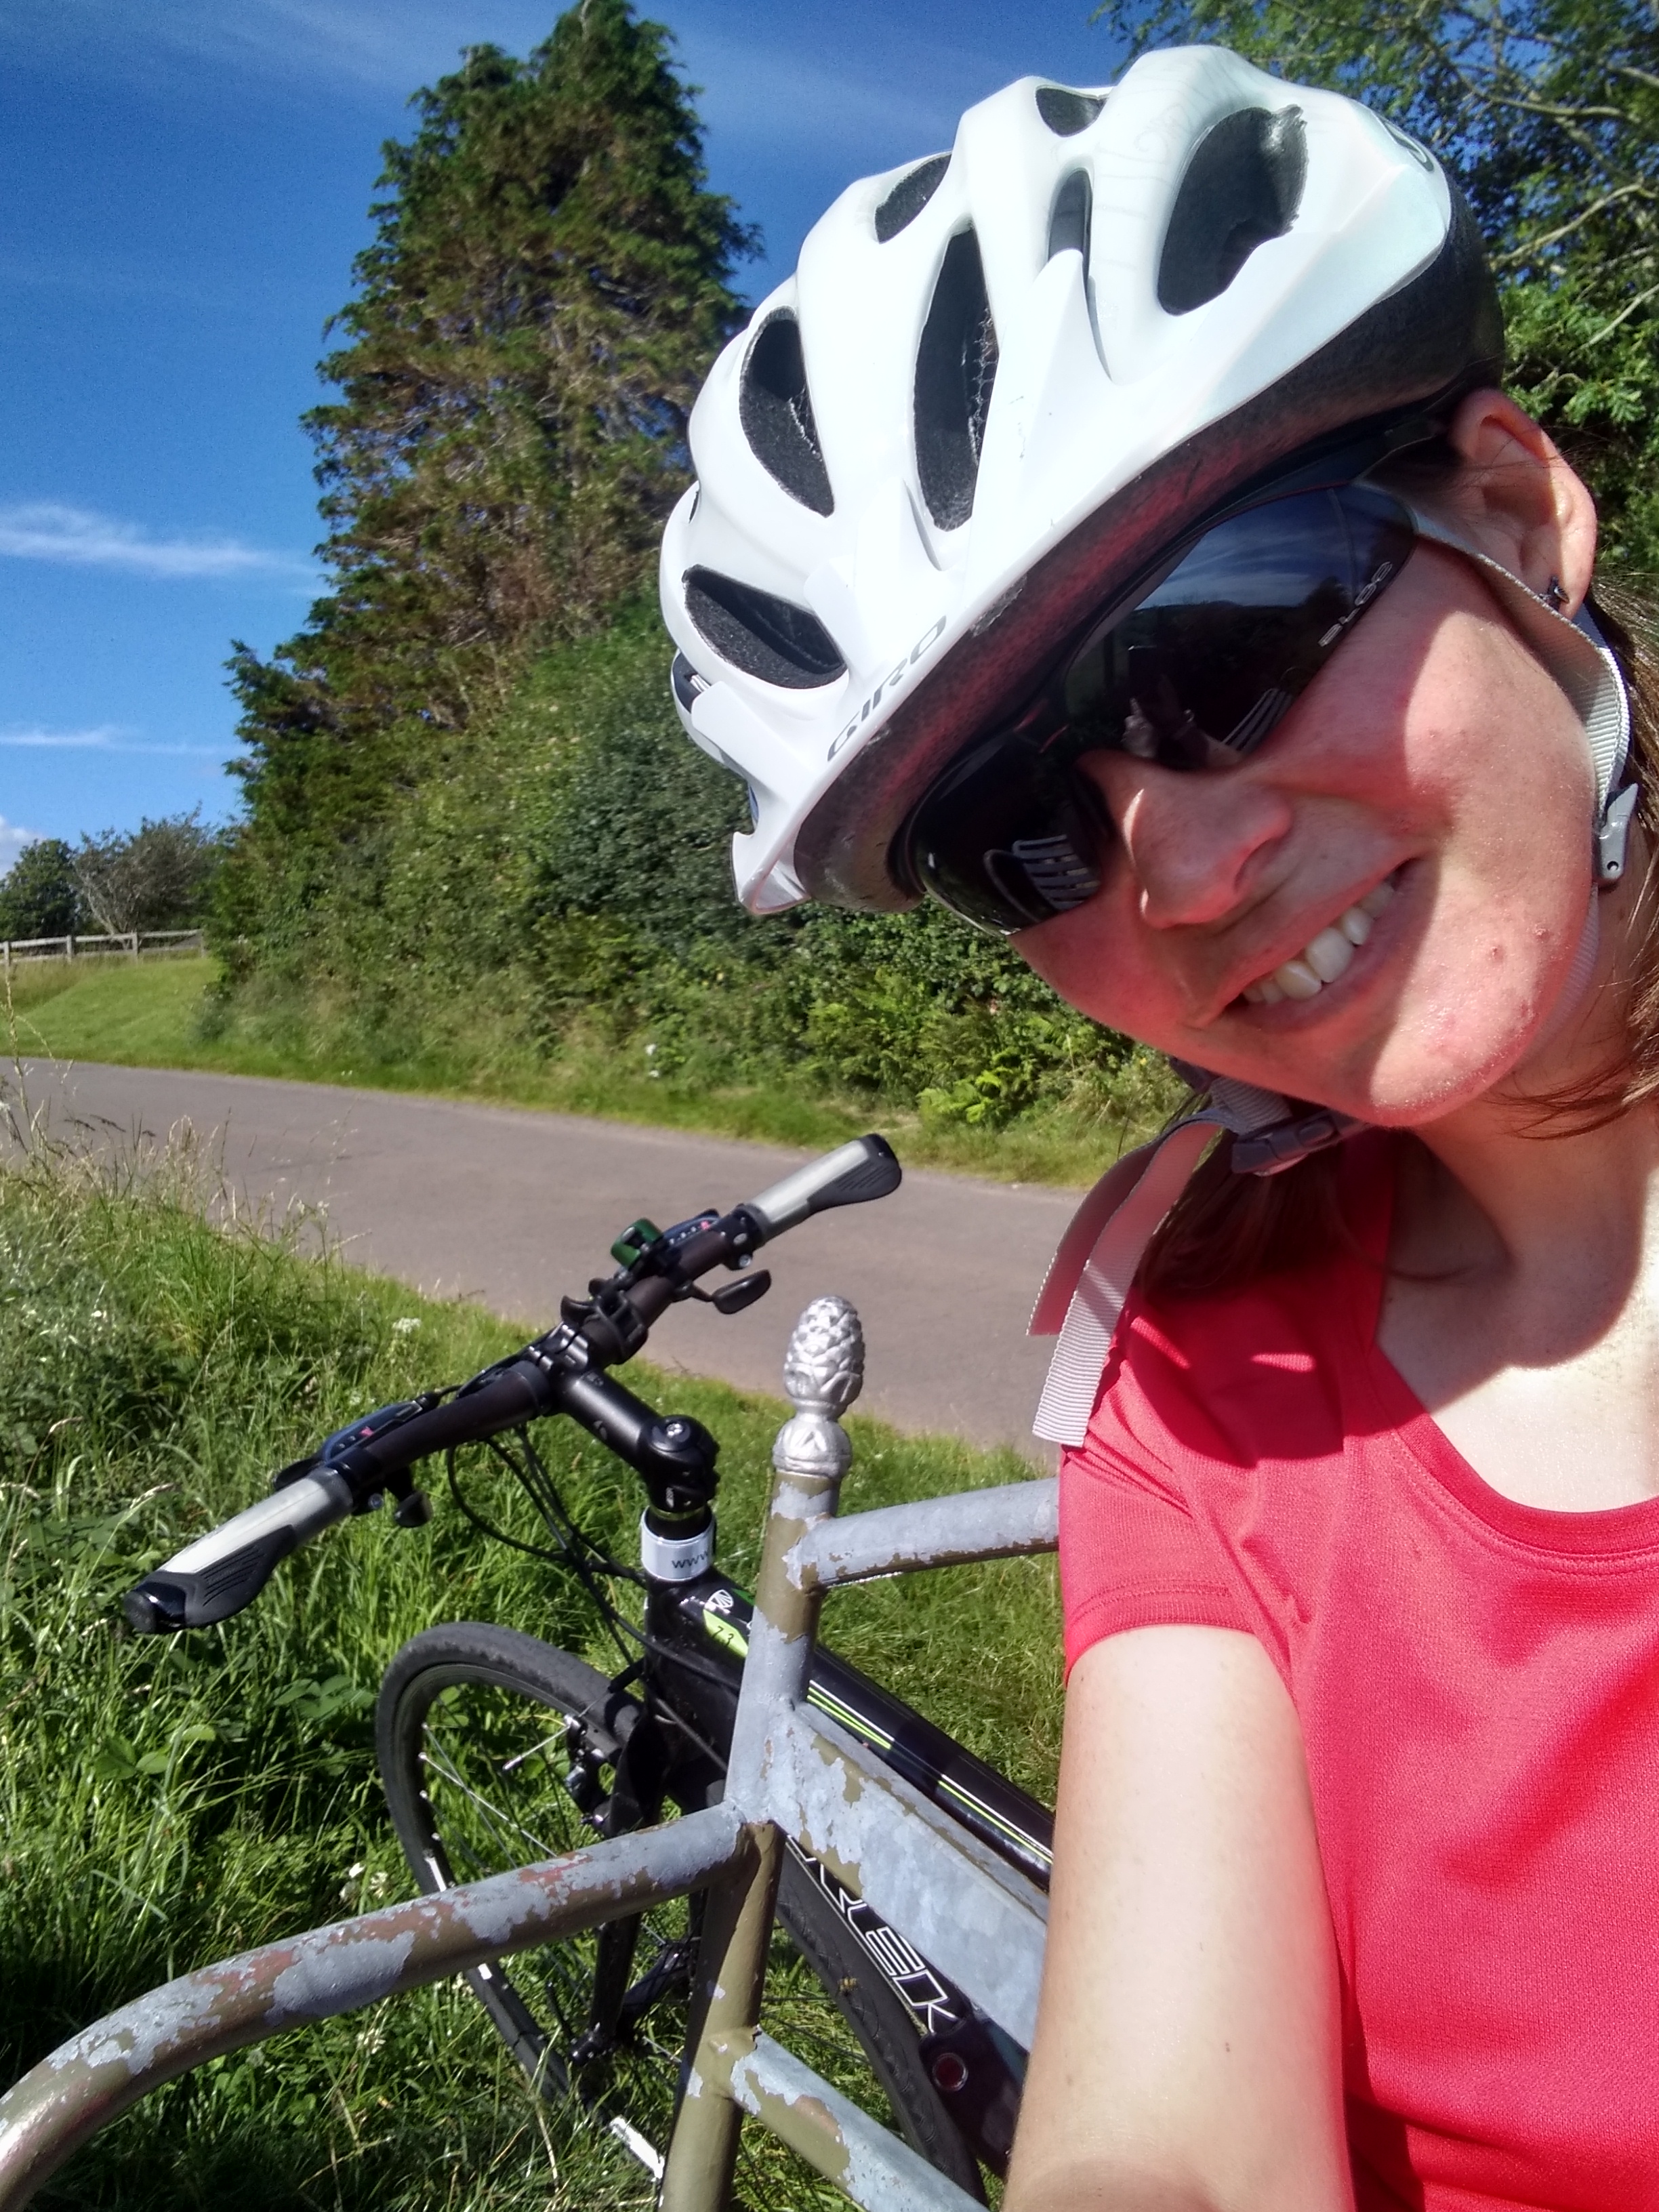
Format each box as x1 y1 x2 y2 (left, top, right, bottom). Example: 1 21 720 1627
1059 1340 1246 1674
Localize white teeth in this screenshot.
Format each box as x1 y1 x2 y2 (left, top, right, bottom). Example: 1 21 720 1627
1339 906 1372 947
1241 975 1286 1005
1304 926 1354 983
1275 958 1324 1001
1242 874 1397 1008
1358 877 1397 920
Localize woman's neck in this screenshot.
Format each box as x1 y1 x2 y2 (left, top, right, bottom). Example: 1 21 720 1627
1380 877 1659 1508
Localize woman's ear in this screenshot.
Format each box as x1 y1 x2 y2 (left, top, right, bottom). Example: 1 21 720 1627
1443 388 1599 614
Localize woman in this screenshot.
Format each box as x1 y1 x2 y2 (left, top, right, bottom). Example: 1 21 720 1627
659 45 1658 2210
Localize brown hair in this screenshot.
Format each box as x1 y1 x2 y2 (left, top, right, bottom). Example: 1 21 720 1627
1141 567 1659 1304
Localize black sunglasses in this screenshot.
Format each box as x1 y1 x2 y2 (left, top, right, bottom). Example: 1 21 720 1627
897 482 1418 935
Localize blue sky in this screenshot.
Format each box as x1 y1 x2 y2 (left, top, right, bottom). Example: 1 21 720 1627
0 0 1129 872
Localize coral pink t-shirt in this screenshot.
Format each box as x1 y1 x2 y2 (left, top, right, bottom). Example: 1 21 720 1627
1060 1132 1659 2211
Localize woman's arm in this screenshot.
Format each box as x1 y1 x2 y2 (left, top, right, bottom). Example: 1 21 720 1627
1004 1625 1353 2212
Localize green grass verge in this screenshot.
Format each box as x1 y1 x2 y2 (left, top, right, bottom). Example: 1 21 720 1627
0 1116 1059 2209
5 957 1179 1185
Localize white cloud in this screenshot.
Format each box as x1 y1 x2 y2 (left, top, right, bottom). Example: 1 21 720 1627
0 0 552 98
0 819 41 875
0 725 224 758
4 0 983 162
0 502 312 581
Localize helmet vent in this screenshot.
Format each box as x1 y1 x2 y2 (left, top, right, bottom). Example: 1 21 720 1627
1036 85 1105 136
1158 106 1307 314
914 228 999 532
739 312 834 516
670 653 709 712
875 155 950 243
1047 171 1092 262
682 567 846 691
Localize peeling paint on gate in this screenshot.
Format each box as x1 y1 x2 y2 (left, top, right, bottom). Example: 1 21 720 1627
0 1804 742 2211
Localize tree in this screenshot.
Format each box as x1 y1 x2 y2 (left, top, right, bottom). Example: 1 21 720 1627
73 815 224 935
1094 0 1659 567
223 0 754 954
0 840 77 941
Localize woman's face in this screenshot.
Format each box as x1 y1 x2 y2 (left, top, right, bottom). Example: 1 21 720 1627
1015 540 1599 1128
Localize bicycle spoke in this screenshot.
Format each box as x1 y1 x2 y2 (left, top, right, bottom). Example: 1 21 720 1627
420 1732 566 1865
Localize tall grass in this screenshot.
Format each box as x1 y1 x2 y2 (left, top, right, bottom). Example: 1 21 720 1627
8 954 1181 1186
0 1092 1060 2208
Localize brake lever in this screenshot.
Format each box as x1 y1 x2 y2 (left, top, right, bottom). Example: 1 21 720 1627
684 1270 772 1317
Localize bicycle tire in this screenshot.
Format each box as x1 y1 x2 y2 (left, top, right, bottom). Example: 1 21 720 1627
375 1622 984 2203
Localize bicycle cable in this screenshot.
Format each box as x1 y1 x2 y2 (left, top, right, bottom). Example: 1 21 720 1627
447 1426 770 1745
445 1434 643 1671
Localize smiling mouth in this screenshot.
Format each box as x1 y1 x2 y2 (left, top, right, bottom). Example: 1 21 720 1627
1238 873 1399 1006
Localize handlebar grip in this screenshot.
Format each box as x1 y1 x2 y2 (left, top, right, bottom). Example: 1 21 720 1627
743 1135 901 1238
123 1471 354 1634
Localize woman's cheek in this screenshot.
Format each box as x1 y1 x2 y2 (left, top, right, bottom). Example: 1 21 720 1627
1015 901 1161 1038
1360 872 1586 1120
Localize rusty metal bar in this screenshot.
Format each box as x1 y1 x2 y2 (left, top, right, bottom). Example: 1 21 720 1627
701 2029 981 2211
0 1802 741 2212
786 1477 1057 1591
662 1294 864 2212
754 1705 1048 2050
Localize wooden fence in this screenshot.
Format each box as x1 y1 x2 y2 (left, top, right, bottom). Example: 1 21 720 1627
0 930 205 968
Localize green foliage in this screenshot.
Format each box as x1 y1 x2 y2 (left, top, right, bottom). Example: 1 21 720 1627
1093 0 1659 567
220 0 754 958
207 602 1178 1168
73 812 226 935
1 820 222 942
0 838 77 940
0 1118 1057 2206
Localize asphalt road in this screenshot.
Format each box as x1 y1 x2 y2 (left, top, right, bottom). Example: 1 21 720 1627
20 1062 1081 1461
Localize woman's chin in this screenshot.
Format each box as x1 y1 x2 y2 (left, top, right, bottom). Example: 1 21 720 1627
1297 1022 1551 1130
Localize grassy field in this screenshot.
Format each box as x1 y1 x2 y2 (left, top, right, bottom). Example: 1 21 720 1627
0 1109 1060 2209
2 956 1179 1186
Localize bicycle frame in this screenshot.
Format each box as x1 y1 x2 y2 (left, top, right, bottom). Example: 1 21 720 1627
0 1296 1057 2212
653 1578 1054 1891
633 1537 1052 2169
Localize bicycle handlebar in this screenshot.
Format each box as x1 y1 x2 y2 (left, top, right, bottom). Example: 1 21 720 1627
123 1470 356 1632
122 1134 901 1635
741 1136 903 1237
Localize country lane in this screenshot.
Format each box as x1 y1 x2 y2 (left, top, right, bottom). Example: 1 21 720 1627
17 1062 1090 1460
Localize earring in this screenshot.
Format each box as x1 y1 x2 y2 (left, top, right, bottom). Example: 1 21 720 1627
1547 575 1568 609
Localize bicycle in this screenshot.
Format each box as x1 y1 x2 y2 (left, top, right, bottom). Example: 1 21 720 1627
1 1136 1056 2211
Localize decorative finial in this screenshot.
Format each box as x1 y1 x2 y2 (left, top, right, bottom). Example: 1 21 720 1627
783 1295 864 1417
774 1296 863 1486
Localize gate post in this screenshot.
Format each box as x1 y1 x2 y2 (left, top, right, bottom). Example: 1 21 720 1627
661 1296 863 2211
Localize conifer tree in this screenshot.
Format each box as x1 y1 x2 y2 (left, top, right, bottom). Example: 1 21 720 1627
224 1 752 932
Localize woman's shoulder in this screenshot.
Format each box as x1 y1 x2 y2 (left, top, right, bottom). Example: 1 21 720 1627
1091 1128 1399 1477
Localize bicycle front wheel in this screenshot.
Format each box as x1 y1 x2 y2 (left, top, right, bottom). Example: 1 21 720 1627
375 1622 984 2205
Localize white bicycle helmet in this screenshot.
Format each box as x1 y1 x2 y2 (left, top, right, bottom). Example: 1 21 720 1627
660 43 1504 916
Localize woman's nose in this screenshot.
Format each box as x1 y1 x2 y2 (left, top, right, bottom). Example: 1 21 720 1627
1082 753 1294 929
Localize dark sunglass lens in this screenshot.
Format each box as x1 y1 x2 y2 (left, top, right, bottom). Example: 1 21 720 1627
1063 486 1414 769
903 733 1102 935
